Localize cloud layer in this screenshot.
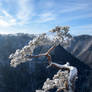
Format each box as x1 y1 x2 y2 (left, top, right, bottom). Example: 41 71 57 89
0 0 92 35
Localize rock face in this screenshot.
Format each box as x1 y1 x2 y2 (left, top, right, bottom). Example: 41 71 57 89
36 70 70 92
65 35 92 68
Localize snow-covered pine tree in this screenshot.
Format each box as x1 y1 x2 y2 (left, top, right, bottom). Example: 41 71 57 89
9 26 77 92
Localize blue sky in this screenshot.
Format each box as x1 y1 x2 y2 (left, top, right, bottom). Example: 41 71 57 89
0 0 92 35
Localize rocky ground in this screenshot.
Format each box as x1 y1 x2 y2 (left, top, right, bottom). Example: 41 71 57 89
36 70 70 92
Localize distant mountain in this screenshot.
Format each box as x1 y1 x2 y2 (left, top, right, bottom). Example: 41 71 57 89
0 34 91 92
0 33 36 92
0 33 35 65
65 35 92 68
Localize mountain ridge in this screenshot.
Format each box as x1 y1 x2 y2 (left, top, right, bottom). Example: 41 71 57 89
65 35 92 68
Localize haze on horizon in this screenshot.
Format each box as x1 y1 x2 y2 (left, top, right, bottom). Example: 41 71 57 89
0 0 92 35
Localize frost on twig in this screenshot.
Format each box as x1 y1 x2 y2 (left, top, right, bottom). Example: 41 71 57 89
9 26 72 67
36 62 78 92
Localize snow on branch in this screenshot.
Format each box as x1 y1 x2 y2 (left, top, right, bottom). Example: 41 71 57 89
9 26 78 92
9 26 72 67
36 62 78 92
50 62 78 84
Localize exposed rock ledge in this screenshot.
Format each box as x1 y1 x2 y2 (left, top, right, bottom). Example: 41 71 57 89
36 69 77 92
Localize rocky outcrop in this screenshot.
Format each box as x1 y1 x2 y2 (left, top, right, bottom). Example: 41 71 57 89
36 70 76 92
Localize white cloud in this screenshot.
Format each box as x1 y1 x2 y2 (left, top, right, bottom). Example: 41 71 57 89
0 19 10 27
60 3 88 14
0 0 34 27
0 19 17 27
17 0 34 25
0 10 17 27
71 24 92 35
2 10 12 17
36 12 56 23
0 0 34 26
62 13 92 23
40 12 53 17
73 24 92 29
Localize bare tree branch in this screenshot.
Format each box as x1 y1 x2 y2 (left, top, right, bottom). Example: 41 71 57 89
46 45 56 54
25 44 56 65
